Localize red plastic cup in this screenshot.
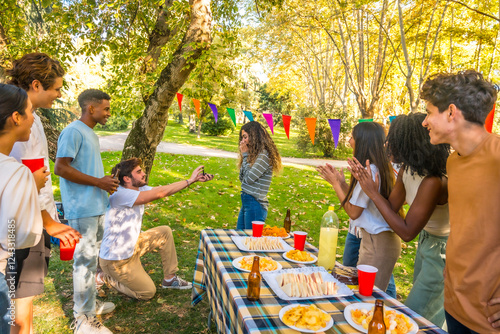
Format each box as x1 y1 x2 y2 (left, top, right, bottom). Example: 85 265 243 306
357 264 378 296
60 240 76 261
21 156 45 173
293 231 307 251
252 221 265 237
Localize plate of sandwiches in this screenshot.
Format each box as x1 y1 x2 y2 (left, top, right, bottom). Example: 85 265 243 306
262 267 354 301
231 236 294 252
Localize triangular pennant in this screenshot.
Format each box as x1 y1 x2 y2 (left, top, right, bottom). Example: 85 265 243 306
192 99 201 119
358 118 373 123
263 113 274 134
176 93 183 112
208 103 218 123
243 110 254 122
227 108 236 126
305 118 316 145
485 104 495 133
328 119 341 149
389 116 397 123
282 115 291 139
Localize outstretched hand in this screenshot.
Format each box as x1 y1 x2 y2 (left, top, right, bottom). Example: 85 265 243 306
189 166 214 184
347 157 379 197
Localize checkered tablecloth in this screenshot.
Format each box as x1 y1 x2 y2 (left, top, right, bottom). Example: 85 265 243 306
191 229 446 334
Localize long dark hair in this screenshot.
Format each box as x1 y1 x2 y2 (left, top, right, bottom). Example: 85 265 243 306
0 83 29 131
238 121 282 174
342 122 393 206
386 113 450 177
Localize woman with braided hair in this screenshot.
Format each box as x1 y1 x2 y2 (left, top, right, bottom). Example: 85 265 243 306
348 113 451 328
237 121 282 229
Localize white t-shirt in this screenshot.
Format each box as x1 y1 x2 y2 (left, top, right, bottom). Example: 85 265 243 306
349 164 393 235
99 185 152 261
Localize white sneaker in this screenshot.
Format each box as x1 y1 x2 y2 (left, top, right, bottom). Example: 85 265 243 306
96 300 115 315
71 315 113 334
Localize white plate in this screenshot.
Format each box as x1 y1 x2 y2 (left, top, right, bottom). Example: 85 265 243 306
231 236 294 253
282 250 317 264
232 256 283 273
279 303 334 333
344 302 419 334
262 267 354 301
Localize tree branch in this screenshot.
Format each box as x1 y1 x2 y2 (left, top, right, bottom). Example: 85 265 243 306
446 0 500 22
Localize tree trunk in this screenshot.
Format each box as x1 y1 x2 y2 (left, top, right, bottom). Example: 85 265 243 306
122 0 212 177
38 113 60 162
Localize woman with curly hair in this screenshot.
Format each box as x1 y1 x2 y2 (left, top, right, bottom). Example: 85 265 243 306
348 113 451 328
237 121 282 229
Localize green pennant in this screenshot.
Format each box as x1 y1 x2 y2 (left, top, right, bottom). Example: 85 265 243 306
227 108 236 126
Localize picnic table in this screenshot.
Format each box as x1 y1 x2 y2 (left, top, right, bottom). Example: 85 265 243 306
191 229 446 334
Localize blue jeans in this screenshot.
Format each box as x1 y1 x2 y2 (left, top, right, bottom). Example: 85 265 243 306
68 215 105 317
0 273 12 333
343 232 397 298
236 192 268 230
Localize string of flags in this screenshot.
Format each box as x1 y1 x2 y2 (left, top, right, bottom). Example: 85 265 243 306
175 92 497 147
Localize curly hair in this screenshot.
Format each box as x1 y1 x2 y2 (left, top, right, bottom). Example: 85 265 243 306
420 70 497 125
238 121 282 174
78 89 111 112
7 53 65 91
387 113 450 178
111 157 142 186
343 122 393 206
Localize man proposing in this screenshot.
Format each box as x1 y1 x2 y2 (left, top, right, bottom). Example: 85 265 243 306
97 158 213 300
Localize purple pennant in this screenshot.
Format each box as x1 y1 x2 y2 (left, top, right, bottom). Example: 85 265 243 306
328 119 341 149
208 103 218 123
262 113 274 134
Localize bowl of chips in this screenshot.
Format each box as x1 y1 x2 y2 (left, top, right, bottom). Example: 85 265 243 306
232 256 282 272
344 302 418 334
279 304 333 333
283 250 317 264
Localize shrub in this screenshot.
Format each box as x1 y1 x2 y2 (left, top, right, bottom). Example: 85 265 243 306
95 115 129 131
201 115 235 136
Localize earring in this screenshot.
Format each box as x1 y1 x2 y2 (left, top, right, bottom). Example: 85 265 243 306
14 122 18 126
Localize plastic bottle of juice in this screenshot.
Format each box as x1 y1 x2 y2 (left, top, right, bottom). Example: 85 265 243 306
317 205 339 270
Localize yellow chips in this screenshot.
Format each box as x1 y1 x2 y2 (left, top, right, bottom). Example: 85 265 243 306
238 256 278 272
282 304 331 331
351 307 415 334
286 249 314 262
262 225 288 237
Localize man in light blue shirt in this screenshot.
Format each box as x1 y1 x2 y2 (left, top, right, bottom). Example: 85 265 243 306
55 89 119 334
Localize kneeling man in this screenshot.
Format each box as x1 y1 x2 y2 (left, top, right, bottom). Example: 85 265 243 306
97 158 213 300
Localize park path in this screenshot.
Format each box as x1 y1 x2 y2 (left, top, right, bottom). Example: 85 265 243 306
99 131 348 168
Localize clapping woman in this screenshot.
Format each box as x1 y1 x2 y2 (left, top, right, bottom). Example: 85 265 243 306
237 121 282 229
317 122 401 294
348 113 450 328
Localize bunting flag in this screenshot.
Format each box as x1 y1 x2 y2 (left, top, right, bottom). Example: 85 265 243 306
176 93 183 112
282 115 291 139
263 113 274 134
328 119 341 149
389 116 397 123
359 118 373 123
208 103 218 123
305 118 317 145
485 104 495 133
227 108 236 126
243 110 254 122
192 98 201 119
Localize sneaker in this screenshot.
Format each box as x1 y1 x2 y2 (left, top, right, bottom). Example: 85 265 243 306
96 300 115 315
161 276 192 290
71 315 113 334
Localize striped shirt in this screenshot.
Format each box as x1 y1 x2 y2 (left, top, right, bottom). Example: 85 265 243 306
239 150 273 209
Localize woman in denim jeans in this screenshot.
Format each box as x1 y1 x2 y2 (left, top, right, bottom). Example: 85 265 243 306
236 122 282 229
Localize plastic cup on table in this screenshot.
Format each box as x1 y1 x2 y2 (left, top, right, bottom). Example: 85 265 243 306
21 156 45 173
357 264 378 296
252 221 265 237
293 231 307 251
60 239 76 261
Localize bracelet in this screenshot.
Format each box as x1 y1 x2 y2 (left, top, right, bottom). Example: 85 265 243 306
186 179 190 187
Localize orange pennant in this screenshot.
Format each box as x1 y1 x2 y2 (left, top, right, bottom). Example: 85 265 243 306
192 98 201 119
485 104 495 133
305 118 316 145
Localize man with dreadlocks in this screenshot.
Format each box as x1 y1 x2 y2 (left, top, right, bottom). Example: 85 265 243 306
348 113 451 329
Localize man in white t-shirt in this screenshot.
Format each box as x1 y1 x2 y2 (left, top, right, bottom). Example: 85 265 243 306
97 158 213 300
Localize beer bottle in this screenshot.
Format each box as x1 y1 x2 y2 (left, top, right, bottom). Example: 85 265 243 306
247 256 261 301
283 209 292 233
368 299 386 334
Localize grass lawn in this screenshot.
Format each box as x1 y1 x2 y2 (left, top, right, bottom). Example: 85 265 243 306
36 152 417 333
